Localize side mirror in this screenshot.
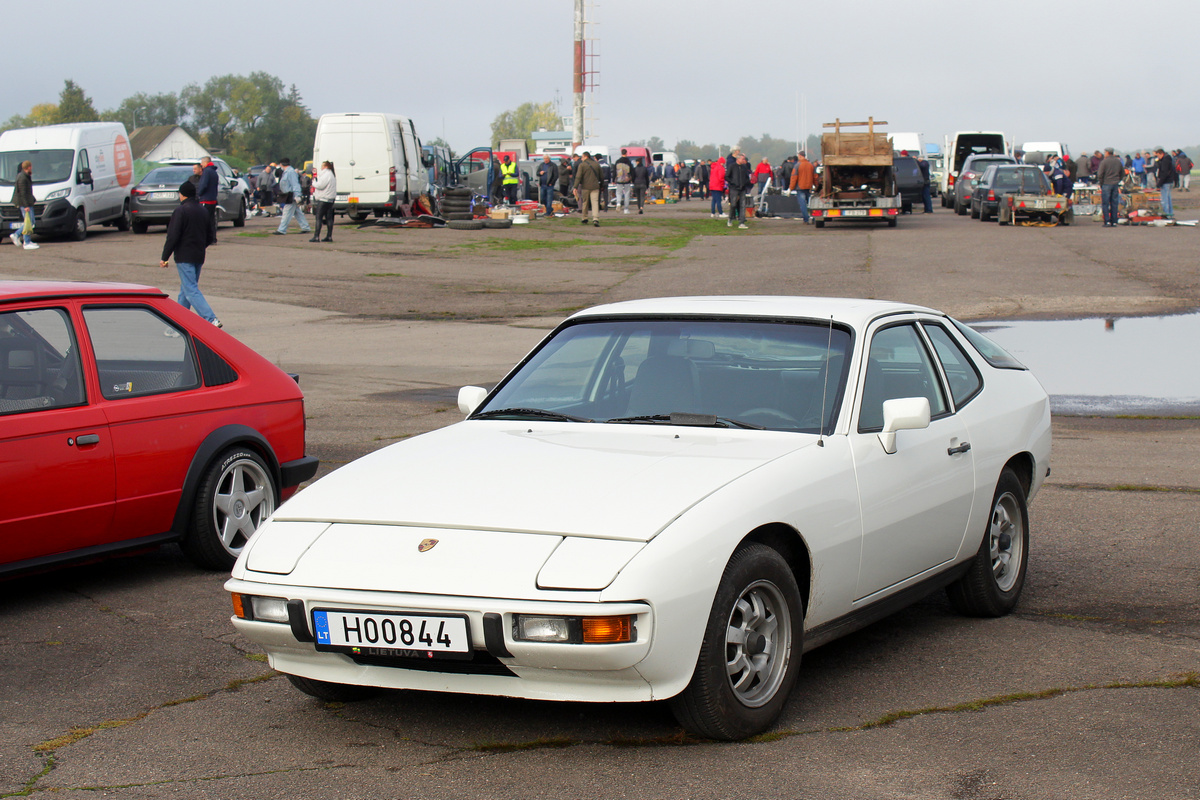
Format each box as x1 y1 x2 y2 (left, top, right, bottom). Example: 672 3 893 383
878 396 930 454
458 386 488 416
79 168 93 185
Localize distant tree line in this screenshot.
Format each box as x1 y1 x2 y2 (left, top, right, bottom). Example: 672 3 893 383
2 77 317 165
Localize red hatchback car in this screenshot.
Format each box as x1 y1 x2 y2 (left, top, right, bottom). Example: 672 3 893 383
0 281 317 575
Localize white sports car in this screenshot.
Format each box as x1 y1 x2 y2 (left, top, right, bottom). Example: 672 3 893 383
227 296 1051 740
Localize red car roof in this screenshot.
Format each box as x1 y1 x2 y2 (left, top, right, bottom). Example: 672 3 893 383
0 281 167 305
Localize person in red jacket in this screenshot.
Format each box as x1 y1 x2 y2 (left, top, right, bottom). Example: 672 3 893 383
753 157 773 202
709 156 726 218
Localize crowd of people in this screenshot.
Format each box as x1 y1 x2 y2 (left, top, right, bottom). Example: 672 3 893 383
1059 147 1191 225
529 147 826 228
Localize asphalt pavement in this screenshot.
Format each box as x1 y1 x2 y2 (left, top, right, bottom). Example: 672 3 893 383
1 198 1198 799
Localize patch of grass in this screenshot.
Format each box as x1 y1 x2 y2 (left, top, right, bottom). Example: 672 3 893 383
236 232 271 238
471 737 575 753
461 237 593 252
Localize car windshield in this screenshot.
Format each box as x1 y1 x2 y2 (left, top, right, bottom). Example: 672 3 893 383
968 157 1012 172
478 317 853 433
993 169 1046 190
140 167 195 186
0 150 75 185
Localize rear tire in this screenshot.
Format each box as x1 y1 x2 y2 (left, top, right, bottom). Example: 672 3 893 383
955 197 967 215
116 202 132 231
947 468 1029 617
669 544 803 740
132 220 148 234
286 673 380 702
181 447 276 570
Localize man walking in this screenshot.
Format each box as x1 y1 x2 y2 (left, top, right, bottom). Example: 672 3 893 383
195 156 220 242
160 180 220 328
1096 147 1125 227
1154 147 1176 218
788 151 816 224
11 160 39 250
274 159 312 235
726 153 753 229
612 148 634 213
536 154 558 214
632 158 651 214
574 151 603 227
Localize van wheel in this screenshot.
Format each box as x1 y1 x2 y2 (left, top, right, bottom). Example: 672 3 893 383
349 212 369 222
116 203 132 231
71 209 87 241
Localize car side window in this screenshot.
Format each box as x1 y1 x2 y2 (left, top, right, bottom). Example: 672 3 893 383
858 323 948 432
82 306 200 400
922 322 983 409
0 308 86 415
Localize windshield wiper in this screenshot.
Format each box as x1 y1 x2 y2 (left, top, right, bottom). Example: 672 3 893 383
472 407 593 423
605 412 764 430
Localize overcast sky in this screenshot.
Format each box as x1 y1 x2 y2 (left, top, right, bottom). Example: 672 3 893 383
9 0 1198 156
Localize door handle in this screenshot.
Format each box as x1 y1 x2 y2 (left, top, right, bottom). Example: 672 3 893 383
72 434 100 446
947 442 971 456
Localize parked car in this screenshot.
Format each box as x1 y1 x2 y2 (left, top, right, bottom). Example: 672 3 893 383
130 158 248 232
0 281 318 576
227 296 1051 741
953 154 1017 215
971 165 1052 222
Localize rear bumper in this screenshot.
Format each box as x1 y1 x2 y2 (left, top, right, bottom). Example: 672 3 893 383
280 456 319 489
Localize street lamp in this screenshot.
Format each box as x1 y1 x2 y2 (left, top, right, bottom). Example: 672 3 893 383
133 106 148 130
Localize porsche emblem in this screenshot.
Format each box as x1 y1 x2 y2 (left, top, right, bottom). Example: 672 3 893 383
417 538 439 553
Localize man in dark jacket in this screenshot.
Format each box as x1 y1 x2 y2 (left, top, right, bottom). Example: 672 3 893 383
160 181 221 327
1095 148 1125 227
195 156 220 242
573 152 603 226
11 160 38 249
1154 148 1176 218
536 155 559 214
631 158 651 214
725 153 753 229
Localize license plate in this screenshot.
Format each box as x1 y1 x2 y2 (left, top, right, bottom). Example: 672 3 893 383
151 191 177 200
312 609 471 659
845 209 867 216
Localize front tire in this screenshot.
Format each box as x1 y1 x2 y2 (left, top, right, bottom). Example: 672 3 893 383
669 544 803 740
947 468 1029 617
181 447 276 570
286 673 380 702
233 197 247 228
71 209 87 241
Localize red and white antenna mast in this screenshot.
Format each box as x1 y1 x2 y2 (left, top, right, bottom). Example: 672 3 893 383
572 0 598 151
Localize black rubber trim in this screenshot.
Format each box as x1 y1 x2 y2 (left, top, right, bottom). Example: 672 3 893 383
288 599 314 642
280 456 319 488
483 612 513 658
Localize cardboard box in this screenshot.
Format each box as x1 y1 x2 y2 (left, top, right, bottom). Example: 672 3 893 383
489 208 511 220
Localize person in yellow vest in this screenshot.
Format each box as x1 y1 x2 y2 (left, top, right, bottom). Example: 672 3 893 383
500 155 519 205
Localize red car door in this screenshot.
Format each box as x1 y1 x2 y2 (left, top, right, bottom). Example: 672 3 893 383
0 306 116 567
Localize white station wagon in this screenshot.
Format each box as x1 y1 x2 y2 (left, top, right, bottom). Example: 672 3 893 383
227 296 1051 740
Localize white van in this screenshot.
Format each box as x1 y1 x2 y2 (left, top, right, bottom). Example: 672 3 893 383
889 132 925 157
0 122 134 239
940 131 1010 207
312 113 433 219
1020 141 1068 166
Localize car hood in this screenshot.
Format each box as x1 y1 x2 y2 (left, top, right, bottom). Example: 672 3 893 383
273 421 817 542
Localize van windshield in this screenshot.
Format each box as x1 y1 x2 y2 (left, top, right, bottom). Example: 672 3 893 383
0 150 76 185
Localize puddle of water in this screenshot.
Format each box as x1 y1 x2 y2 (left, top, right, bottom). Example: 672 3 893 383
971 312 1200 415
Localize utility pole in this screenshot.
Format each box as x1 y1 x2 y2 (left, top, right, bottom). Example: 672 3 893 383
572 0 585 151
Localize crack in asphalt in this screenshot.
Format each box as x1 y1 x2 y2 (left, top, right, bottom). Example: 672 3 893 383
8 669 1196 795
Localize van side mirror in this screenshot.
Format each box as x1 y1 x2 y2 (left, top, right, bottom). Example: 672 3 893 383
79 168 93 185
422 153 435 168
878 397 930 454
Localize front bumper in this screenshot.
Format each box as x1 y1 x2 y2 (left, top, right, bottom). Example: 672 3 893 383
1 199 75 236
227 578 657 702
